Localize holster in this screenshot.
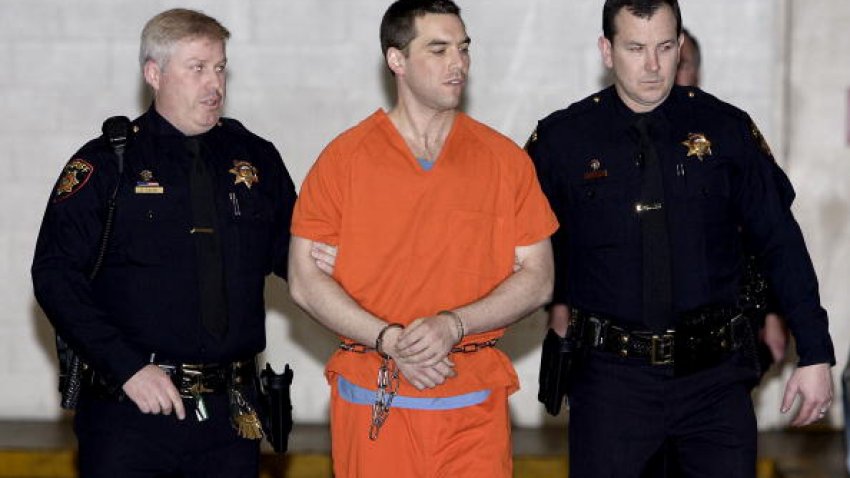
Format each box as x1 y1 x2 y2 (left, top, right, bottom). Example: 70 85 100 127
258 363 294 453
56 335 85 409
537 329 579 416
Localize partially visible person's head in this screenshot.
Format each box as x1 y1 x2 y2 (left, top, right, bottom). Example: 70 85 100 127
599 0 683 113
140 9 230 136
382 0 470 113
675 27 701 87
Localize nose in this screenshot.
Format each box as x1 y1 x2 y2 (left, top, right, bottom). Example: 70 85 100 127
645 49 660 73
448 47 465 72
206 68 225 92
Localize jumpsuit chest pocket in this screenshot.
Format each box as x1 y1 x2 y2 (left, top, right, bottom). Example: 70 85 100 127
443 209 508 278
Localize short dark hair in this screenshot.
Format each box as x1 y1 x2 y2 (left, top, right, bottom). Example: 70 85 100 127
380 0 462 56
682 27 701 67
602 0 682 41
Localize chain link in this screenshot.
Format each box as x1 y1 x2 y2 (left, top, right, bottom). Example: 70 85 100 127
368 356 400 440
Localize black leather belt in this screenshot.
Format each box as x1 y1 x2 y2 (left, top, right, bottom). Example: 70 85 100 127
570 306 752 375
157 360 255 398
84 358 256 399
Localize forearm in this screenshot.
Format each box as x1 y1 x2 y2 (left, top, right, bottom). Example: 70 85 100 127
288 235 389 346
451 239 554 337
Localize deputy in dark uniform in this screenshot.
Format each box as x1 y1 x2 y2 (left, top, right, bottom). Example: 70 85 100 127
527 1 835 477
31 9 296 478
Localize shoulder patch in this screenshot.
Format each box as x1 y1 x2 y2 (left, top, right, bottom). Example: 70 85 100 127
749 121 774 159
53 158 94 203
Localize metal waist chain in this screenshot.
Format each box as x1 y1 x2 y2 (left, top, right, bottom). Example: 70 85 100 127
369 355 400 440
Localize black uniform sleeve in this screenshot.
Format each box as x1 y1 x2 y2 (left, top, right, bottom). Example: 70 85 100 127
526 126 570 306
735 118 835 366
31 148 149 386
268 144 297 280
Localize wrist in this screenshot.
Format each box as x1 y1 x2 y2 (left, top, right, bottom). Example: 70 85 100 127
437 310 465 344
375 323 404 358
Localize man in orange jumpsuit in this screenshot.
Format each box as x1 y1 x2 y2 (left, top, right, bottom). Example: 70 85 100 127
288 1 558 476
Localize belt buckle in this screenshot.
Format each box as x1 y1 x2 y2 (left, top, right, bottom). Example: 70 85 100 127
650 332 675 365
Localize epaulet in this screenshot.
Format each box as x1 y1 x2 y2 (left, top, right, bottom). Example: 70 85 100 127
526 90 607 149
218 117 250 135
675 86 747 121
541 90 607 128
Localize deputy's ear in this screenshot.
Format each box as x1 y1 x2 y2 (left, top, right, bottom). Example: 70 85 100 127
143 60 162 91
598 35 614 69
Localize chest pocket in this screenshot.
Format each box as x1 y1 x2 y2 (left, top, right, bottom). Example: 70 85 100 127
444 209 508 279
569 177 628 248
687 160 733 225
111 189 188 266
229 186 275 273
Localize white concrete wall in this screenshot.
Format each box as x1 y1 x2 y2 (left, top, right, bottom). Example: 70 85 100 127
1 0 843 430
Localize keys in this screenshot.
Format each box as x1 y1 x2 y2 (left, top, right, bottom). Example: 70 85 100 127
229 388 264 440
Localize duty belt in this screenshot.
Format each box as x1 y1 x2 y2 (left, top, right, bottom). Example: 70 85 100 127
83 358 256 399
570 306 752 375
339 338 499 354
156 359 255 398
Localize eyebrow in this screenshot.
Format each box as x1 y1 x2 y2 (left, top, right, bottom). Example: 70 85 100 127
426 36 472 47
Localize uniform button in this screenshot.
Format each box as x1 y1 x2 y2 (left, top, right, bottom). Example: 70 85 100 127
145 210 155 221
585 189 595 199
199 346 207 354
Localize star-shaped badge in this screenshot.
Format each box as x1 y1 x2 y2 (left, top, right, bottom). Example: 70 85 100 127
681 133 712 161
229 160 259 189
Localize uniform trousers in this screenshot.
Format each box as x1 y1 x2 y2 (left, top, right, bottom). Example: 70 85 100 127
75 390 259 478
568 349 758 478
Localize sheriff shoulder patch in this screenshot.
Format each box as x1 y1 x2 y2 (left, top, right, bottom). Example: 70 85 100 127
53 158 94 203
750 121 774 159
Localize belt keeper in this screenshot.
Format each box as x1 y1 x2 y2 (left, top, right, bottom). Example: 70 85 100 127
375 323 404 358
437 310 465 343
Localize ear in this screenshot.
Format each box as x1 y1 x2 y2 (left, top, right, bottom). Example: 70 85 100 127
386 47 405 76
598 35 614 69
143 60 162 92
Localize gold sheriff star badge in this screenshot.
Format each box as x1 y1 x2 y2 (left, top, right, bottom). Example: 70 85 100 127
229 160 259 189
681 133 713 161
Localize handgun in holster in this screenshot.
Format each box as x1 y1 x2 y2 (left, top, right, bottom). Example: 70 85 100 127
537 325 581 416
259 363 294 453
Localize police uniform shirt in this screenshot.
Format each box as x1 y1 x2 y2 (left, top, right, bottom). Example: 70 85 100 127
527 85 834 366
32 107 297 385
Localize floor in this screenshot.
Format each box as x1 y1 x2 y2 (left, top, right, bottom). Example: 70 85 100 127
0 420 845 477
